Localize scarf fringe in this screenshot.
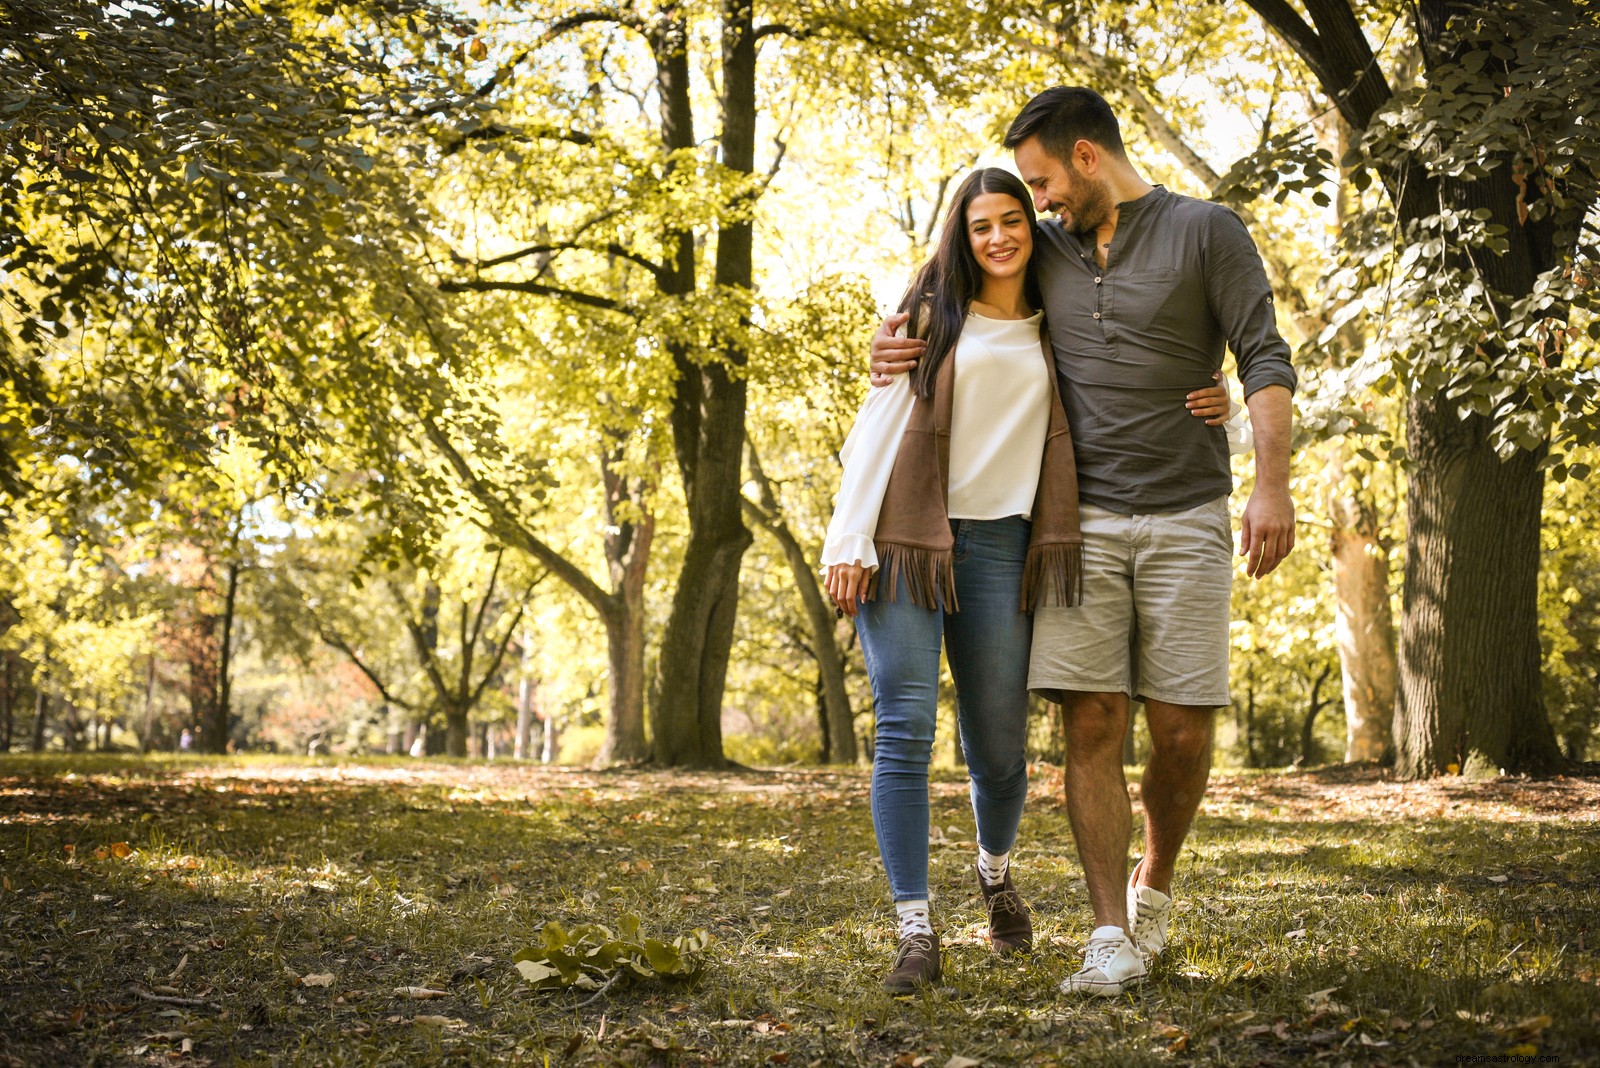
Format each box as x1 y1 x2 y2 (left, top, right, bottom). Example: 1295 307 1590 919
1022 541 1084 612
870 542 959 612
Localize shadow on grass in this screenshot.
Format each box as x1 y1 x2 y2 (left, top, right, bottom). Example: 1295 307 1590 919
2 755 1598 1067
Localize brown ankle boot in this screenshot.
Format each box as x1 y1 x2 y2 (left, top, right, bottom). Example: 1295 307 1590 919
979 865 1033 957
881 932 941 993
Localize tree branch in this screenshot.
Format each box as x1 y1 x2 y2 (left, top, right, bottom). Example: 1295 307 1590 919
453 241 665 280
468 590 531 709
438 277 628 314
318 626 416 712
441 123 596 156
419 417 617 616
753 23 811 42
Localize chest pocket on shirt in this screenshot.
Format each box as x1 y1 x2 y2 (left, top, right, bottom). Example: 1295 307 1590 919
1116 267 1182 332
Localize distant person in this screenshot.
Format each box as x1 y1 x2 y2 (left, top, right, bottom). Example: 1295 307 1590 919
824 167 1238 993
870 86 1296 995
178 728 193 752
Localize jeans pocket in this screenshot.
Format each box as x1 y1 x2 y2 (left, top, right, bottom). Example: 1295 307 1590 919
952 519 971 562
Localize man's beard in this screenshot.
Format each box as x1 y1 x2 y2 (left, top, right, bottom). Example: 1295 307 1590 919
1066 180 1114 239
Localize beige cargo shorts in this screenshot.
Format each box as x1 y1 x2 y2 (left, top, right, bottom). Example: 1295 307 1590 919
1029 494 1233 708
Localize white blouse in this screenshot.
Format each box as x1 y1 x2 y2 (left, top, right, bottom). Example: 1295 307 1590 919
821 313 1253 571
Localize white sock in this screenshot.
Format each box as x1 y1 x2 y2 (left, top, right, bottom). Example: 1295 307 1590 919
895 899 933 938
977 847 1010 887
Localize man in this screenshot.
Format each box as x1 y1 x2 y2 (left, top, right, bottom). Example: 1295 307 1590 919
870 86 1297 996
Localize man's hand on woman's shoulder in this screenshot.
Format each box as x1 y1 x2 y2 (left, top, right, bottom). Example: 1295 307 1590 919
869 311 925 387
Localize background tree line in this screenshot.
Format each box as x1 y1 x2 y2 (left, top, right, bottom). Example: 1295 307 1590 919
2 0 1596 774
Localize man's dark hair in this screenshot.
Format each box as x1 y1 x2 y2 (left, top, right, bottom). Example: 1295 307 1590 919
1003 86 1125 163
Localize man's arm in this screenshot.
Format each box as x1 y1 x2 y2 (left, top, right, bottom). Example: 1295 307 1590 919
1240 384 1293 578
868 312 925 386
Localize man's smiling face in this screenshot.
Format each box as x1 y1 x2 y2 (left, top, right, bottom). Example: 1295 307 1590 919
1013 135 1114 239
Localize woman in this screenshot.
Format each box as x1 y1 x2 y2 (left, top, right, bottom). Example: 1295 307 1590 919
821 167 1239 993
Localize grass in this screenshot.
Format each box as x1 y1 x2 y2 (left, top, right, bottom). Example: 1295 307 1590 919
1 753 1597 1067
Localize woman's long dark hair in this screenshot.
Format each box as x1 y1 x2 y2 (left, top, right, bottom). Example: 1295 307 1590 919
899 167 1042 399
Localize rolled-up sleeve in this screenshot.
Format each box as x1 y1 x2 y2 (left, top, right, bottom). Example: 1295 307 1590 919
1204 208 1298 399
820 375 915 571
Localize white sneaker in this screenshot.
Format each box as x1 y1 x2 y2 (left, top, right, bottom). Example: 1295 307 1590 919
1128 874 1173 960
1060 925 1147 996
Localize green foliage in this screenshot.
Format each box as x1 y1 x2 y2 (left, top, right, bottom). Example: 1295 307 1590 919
512 915 713 993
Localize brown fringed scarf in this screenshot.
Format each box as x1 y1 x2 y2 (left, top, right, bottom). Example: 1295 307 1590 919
867 320 1084 613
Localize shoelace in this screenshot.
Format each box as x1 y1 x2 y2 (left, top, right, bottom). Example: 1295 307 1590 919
895 935 935 965
988 890 1025 918
1080 936 1122 973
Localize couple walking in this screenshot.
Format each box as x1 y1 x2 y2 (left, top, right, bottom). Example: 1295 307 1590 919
821 86 1297 995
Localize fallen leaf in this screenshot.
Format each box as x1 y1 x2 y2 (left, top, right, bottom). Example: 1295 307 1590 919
413 1014 457 1026
110 842 134 859
1488 875 1509 884
1285 928 1308 940
394 986 448 999
945 1056 982 1068
301 973 334 988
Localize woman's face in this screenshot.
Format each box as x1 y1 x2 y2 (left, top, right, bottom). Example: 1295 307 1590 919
965 192 1033 283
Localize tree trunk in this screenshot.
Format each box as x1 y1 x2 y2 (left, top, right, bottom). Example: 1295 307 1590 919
515 643 535 760
140 655 158 753
742 445 856 763
650 0 757 768
210 555 240 754
1 654 13 752
597 444 653 765
541 712 560 764
1300 661 1335 767
445 703 468 758
1244 0 1569 778
1327 455 1397 763
1397 402 1559 777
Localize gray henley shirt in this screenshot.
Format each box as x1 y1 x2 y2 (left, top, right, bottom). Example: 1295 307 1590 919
1035 185 1298 514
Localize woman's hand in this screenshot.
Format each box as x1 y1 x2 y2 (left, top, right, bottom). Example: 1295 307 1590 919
1186 372 1235 425
825 563 871 618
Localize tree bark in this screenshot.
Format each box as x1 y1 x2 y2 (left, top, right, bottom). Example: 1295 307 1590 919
1 653 13 752
209 551 240 754
32 653 48 751
597 444 652 765
1244 0 1568 778
649 0 757 768
1327 454 1397 763
515 640 535 760
741 445 856 764
1299 661 1335 767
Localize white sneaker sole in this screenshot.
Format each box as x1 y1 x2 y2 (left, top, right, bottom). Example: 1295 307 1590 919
1060 972 1146 997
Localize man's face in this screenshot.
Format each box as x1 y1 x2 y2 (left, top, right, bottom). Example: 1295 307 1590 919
1013 136 1113 239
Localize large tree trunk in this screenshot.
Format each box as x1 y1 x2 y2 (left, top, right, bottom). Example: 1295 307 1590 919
1396 403 1560 776
1245 0 1568 778
650 0 756 768
1392 0 1565 779
1327 457 1397 763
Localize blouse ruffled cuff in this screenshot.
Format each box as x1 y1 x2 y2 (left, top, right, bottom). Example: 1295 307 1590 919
820 533 879 571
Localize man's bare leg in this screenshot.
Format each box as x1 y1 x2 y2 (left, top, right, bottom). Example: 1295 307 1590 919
1133 698 1215 895
1063 690 1133 930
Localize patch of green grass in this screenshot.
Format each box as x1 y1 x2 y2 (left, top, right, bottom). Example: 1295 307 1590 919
1 754 1597 1066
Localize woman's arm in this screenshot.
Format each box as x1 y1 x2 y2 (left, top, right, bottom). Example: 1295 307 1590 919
821 373 915 612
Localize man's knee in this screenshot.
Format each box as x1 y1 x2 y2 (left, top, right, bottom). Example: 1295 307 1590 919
1147 704 1214 760
1064 692 1129 753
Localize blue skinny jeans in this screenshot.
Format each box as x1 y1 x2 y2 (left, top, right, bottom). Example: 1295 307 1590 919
856 516 1032 902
